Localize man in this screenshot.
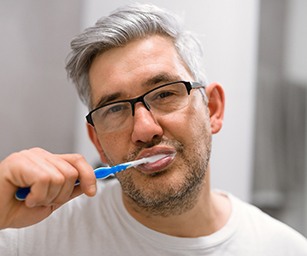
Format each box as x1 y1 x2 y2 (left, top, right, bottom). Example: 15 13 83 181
0 3 306 255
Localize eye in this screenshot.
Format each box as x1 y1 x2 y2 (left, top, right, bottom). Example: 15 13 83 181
156 91 174 99
101 103 130 118
107 104 126 113
151 89 177 102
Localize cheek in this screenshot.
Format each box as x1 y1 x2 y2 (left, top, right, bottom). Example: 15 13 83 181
179 107 211 150
189 94 211 131
96 131 130 164
159 100 209 144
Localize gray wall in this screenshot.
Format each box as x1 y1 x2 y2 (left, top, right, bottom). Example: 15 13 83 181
0 1 81 159
252 0 307 235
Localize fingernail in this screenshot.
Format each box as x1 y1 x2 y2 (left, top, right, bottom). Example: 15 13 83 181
88 184 97 196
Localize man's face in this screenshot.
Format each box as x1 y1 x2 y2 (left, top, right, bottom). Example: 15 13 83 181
88 35 212 216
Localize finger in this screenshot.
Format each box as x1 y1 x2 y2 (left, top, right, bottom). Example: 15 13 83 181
18 148 71 207
57 154 97 197
23 154 65 207
3 149 60 206
43 156 80 204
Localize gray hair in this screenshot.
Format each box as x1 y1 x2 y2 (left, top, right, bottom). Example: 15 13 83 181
65 3 207 108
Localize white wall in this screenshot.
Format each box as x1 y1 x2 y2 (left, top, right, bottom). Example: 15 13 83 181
0 1 80 160
75 0 259 201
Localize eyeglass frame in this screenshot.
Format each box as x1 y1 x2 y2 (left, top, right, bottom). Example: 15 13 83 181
86 80 205 127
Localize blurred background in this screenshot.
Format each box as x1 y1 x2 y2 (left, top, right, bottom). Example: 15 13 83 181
0 0 306 235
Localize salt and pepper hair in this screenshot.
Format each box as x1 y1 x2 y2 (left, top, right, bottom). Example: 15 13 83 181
65 3 207 108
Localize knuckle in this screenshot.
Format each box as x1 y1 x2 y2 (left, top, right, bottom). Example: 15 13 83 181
30 147 47 154
59 162 79 182
35 169 61 185
52 174 65 186
37 172 52 185
6 152 20 162
62 164 77 177
10 149 29 160
74 154 86 163
69 170 79 181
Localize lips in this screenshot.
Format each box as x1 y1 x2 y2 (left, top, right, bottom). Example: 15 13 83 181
135 147 177 174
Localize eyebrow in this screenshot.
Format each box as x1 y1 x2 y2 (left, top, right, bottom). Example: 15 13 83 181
94 73 182 109
94 92 122 109
142 73 181 87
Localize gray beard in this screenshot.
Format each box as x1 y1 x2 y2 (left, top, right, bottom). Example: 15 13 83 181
117 138 211 217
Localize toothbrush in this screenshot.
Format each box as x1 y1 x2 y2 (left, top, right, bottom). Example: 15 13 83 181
15 154 171 201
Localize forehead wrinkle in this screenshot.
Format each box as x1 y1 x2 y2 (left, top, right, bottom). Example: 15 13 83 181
140 73 181 87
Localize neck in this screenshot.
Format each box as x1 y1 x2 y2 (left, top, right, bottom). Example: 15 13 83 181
122 173 231 237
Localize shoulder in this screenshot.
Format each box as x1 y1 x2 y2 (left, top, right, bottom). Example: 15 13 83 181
229 193 307 254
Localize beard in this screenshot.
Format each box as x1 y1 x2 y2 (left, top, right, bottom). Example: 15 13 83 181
116 131 212 217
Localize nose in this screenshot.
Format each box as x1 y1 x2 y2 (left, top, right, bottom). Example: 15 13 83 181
131 103 163 144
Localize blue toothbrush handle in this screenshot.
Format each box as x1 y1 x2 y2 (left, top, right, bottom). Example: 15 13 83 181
15 164 130 201
15 187 31 201
94 164 129 179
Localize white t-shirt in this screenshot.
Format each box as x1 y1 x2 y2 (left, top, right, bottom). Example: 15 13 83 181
1 179 307 255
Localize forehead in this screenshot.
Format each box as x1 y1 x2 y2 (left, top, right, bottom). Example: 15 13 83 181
88 35 192 107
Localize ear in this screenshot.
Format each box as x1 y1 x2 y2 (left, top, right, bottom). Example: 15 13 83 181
206 82 225 134
86 123 108 163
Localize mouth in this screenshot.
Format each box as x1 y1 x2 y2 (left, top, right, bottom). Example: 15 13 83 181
135 151 176 174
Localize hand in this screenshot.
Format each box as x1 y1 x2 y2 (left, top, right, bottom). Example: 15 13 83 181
0 148 97 229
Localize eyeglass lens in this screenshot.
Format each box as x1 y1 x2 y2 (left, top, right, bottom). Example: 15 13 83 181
90 82 191 133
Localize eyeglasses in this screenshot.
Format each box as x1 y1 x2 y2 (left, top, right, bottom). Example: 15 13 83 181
86 81 205 133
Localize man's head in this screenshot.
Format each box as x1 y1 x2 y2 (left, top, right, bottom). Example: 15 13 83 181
66 3 225 216
66 3 207 108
